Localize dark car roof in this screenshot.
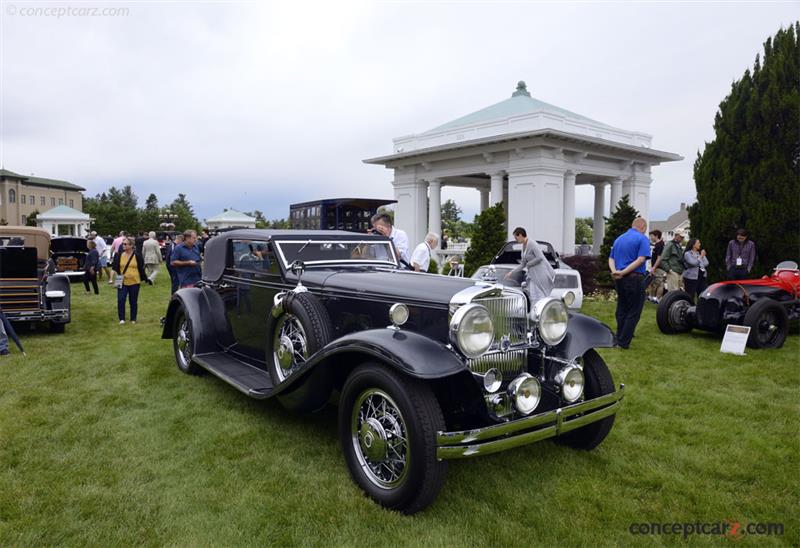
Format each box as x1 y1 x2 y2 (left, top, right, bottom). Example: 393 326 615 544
202 229 392 282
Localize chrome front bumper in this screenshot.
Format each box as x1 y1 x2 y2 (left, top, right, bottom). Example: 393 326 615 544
437 384 625 460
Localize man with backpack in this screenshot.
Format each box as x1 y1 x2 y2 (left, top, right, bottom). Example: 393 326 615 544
660 231 686 291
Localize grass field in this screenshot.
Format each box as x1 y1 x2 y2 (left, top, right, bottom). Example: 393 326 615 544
1 278 798 546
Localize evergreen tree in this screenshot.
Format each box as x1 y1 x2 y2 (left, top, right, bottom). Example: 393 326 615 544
597 195 639 287
691 23 800 280
26 210 39 227
169 194 200 231
139 193 160 232
441 199 463 239
464 202 506 277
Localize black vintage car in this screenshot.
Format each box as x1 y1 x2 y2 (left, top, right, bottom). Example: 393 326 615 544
161 230 625 513
0 226 71 332
657 261 800 349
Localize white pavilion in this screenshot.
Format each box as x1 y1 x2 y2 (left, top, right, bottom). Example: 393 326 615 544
205 209 257 230
36 205 92 237
364 81 682 255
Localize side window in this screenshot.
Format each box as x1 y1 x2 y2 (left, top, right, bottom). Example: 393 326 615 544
230 240 279 275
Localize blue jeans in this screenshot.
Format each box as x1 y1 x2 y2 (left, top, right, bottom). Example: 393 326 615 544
117 284 140 321
168 268 179 294
614 273 646 347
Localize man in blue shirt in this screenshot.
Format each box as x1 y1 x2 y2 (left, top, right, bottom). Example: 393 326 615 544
170 230 203 289
608 217 650 349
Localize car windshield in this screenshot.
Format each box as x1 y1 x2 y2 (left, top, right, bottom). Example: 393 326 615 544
274 239 398 268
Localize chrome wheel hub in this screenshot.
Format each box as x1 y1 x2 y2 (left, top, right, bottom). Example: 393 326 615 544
351 389 409 489
359 417 388 461
272 314 308 381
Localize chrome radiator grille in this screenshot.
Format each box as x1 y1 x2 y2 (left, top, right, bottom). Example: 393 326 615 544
467 291 529 376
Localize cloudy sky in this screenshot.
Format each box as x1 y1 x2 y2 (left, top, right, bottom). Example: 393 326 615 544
1 1 796 224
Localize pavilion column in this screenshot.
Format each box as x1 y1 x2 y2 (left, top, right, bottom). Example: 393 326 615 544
506 167 564 244
561 171 576 256
428 179 442 240
609 177 622 215
592 182 607 255
479 188 489 212
392 178 427 252
490 171 505 204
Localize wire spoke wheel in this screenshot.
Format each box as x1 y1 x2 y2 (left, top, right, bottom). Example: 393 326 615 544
176 317 193 369
351 389 410 489
272 314 309 382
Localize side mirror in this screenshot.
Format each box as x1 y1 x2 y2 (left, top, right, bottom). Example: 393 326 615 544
291 260 305 276
290 260 307 291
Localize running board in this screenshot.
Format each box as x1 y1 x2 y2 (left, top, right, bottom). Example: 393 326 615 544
192 352 274 399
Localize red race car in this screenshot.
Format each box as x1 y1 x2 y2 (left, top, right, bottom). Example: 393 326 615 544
657 261 800 349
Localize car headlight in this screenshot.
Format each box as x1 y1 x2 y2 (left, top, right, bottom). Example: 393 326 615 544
554 365 584 402
562 290 575 307
508 373 541 415
389 303 409 326
450 303 494 358
533 297 569 345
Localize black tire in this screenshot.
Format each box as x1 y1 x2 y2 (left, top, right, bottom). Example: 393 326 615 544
49 322 66 334
743 299 789 349
656 290 694 334
266 292 333 385
339 363 447 514
555 350 617 450
173 306 204 375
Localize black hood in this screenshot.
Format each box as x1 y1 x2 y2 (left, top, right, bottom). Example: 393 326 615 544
317 270 476 306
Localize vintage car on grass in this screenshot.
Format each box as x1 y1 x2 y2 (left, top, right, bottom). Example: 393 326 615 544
0 226 71 332
471 240 583 309
656 261 800 348
50 236 88 283
471 264 584 310
161 229 624 513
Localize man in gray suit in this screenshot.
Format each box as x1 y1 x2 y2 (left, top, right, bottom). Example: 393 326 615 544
506 227 555 302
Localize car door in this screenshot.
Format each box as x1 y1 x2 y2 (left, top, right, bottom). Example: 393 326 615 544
223 239 283 363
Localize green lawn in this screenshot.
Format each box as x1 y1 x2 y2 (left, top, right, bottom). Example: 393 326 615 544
1 280 798 546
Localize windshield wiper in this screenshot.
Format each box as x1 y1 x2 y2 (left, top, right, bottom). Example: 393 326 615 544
297 239 312 255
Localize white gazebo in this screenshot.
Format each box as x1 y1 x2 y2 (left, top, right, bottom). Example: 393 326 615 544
205 209 257 230
364 81 682 255
36 205 92 237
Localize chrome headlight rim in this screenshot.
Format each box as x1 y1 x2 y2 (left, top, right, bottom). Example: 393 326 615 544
554 364 584 403
389 303 409 327
533 297 569 346
507 373 541 415
449 303 494 359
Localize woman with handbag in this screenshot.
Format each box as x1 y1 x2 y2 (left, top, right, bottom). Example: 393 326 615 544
112 237 152 325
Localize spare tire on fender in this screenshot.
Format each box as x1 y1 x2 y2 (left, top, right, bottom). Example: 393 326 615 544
265 291 334 412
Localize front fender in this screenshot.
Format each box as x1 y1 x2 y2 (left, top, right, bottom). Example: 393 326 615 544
307 328 468 380
161 287 230 354
550 313 616 360
46 273 71 315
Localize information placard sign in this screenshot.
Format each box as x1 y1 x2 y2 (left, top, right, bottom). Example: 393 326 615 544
720 325 750 355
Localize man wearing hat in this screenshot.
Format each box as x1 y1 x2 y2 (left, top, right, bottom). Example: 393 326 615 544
660 231 686 292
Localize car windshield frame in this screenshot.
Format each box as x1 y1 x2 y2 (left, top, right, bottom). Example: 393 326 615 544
273 239 399 269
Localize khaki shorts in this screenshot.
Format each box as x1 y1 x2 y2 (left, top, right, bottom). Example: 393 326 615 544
666 270 683 292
